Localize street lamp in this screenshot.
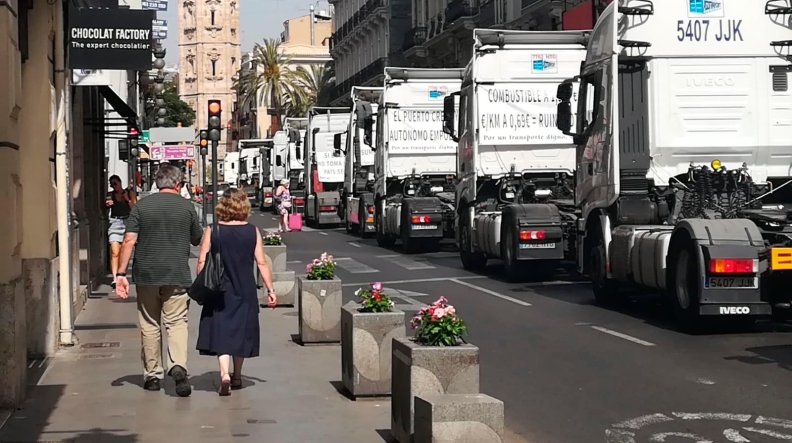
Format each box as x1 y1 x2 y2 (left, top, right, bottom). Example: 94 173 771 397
310 2 332 46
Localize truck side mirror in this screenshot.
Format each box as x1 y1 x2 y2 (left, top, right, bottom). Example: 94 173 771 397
364 117 374 150
556 102 573 135
333 133 343 157
276 155 283 167
556 82 574 102
443 94 459 142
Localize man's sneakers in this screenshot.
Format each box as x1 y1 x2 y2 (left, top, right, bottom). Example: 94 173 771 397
170 365 192 397
143 377 160 391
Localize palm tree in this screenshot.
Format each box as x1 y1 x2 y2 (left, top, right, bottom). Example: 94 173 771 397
283 62 336 117
235 38 298 129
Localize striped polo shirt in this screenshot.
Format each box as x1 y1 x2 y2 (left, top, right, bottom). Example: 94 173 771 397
125 192 203 288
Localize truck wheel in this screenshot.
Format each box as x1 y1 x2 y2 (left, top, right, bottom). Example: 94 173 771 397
502 225 525 282
375 207 396 248
358 206 371 238
668 235 702 330
460 211 487 271
401 228 420 254
590 241 621 305
345 212 353 234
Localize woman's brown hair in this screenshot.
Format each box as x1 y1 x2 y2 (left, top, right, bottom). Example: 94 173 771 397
215 188 251 222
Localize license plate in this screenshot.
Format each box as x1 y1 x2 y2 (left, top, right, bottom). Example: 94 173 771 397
704 277 758 289
411 224 438 230
265 198 272 204
519 242 555 249
431 186 444 193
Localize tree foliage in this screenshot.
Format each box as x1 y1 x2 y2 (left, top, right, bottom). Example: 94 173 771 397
147 81 195 127
283 62 336 118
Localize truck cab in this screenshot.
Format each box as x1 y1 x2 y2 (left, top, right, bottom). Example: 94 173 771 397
237 138 273 209
443 29 588 279
282 118 308 214
555 0 792 326
338 86 382 237
303 107 351 227
375 68 464 253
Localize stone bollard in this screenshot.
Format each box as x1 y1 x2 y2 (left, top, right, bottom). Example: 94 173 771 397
341 303 406 398
297 276 342 343
391 337 480 443
413 394 505 443
264 244 287 273
258 270 296 307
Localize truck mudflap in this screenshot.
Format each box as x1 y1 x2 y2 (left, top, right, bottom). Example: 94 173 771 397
401 197 444 239
503 204 564 261
671 219 769 318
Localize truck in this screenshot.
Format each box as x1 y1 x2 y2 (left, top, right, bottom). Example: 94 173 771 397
284 117 308 214
552 0 792 327
238 138 274 208
442 29 588 279
337 86 382 237
222 151 240 185
375 68 464 253
302 107 351 227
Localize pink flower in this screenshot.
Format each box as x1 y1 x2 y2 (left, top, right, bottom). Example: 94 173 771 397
306 264 313 273
372 282 383 291
313 258 321 265
446 306 456 315
432 307 446 320
373 293 381 301
320 252 329 260
433 296 448 308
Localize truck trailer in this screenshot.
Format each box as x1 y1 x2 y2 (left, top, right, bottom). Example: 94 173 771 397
339 86 382 237
553 0 792 327
303 107 351 227
376 68 464 253
442 29 588 278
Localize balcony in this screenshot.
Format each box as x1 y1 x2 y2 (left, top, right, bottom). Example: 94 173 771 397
475 0 496 28
329 57 390 105
445 0 478 24
402 26 426 52
333 0 388 49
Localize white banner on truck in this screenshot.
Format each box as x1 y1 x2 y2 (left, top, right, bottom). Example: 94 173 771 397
477 84 575 146
387 108 456 154
357 128 375 166
316 132 345 183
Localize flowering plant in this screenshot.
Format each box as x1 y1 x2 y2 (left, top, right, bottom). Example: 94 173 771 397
356 282 394 313
263 232 283 246
306 252 337 280
411 297 467 346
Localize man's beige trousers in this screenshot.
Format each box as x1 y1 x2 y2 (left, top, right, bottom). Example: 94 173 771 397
136 286 190 379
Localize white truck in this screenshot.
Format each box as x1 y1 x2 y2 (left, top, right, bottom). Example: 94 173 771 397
337 86 382 237
222 151 240 185
238 138 274 208
303 107 351 227
375 68 464 253
442 29 588 279
552 0 792 327
283 118 308 214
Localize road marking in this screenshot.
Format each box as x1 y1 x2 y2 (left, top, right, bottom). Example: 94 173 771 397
649 432 710 442
378 255 436 270
612 413 673 430
349 242 361 248
591 326 656 347
673 413 750 422
756 416 792 429
334 257 378 274
341 275 487 287
723 429 750 442
287 260 302 264
320 232 328 236
450 278 532 307
743 427 792 439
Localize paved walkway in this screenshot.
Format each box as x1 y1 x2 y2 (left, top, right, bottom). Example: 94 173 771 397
0 259 391 443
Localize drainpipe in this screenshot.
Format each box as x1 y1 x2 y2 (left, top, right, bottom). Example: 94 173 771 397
54 0 74 346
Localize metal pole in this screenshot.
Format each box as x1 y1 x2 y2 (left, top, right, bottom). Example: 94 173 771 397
211 140 219 219
310 4 315 46
202 153 208 225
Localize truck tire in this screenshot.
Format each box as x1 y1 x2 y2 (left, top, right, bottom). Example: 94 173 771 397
375 205 396 248
460 210 487 271
358 205 371 238
667 232 701 330
502 225 524 282
589 237 621 305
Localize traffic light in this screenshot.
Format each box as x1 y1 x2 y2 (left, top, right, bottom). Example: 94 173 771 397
199 129 209 156
129 127 139 157
208 100 222 141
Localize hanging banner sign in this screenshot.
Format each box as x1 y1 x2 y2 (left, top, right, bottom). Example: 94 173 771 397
68 7 155 70
150 145 196 161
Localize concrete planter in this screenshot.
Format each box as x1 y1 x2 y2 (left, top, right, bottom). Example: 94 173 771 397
258 271 296 307
414 394 504 443
264 244 287 272
391 337 480 443
297 276 342 343
341 303 406 398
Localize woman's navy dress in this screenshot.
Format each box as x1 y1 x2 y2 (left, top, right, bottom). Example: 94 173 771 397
197 223 260 358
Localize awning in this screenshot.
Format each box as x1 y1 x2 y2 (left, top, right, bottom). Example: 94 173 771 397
97 85 137 123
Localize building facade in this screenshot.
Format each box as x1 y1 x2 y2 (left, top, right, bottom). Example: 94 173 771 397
328 0 412 105
178 0 241 160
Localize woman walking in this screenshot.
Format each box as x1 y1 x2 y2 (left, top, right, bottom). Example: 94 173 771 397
274 179 292 232
196 188 277 396
106 175 136 289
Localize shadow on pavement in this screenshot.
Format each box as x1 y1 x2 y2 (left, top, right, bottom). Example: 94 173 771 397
328 380 355 401
724 344 792 371
54 428 139 442
0 385 64 443
375 429 397 442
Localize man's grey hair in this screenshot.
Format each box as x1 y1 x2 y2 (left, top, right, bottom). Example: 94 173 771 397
155 164 183 190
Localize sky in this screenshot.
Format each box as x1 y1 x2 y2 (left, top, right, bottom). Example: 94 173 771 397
159 0 320 64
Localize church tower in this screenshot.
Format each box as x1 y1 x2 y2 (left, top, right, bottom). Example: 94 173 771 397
178 0 241 161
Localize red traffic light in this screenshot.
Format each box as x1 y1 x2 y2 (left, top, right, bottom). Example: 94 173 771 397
129 128 139 136
208 101 221 114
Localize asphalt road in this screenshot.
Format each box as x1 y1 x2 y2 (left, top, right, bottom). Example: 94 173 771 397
250 210 792 443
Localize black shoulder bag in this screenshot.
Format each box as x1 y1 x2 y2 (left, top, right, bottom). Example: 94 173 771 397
188 224 224 305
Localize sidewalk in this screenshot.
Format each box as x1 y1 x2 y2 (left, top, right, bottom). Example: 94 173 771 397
0 258 391 443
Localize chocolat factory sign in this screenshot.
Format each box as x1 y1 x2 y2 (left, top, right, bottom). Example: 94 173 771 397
68 7 156 70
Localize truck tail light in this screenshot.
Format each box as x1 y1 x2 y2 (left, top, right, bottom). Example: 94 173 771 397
319 205 337 212
709 258 757 274
265 192 273 197
519 230 546 241
293 198 304 205
411 215 431 224
367 205 374 214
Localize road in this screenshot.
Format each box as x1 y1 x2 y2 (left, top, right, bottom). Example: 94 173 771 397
250 210 792 443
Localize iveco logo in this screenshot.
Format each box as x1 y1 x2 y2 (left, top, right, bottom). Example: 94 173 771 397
687 77 735 87
719 306 750 314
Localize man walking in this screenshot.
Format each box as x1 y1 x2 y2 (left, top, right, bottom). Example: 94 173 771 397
116 164 203 397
